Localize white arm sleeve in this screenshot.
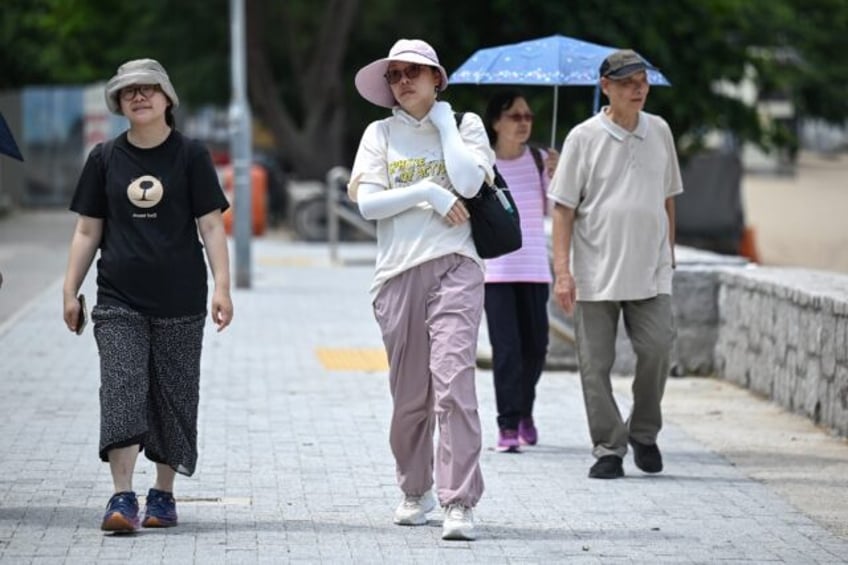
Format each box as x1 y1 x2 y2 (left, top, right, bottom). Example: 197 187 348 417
438 125 486 198
357 180 458 220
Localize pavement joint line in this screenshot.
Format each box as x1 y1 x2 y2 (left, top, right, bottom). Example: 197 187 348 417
173 496 252 506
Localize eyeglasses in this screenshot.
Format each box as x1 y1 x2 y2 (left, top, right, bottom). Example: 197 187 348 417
384 64 425 85
504 112 534 123
119 84 161 101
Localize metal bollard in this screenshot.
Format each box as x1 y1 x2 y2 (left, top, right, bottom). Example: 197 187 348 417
326 166 351 264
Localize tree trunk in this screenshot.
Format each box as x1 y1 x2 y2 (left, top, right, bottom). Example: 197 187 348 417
247 0 359 179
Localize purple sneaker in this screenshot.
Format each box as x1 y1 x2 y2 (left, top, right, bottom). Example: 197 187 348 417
101 491 140 533
518 417 538 446
496 429 521 453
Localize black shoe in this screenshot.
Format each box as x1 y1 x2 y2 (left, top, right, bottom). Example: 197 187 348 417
629 438 663 473
588 455 624 479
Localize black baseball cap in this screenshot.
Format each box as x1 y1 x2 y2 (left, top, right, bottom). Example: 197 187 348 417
599 49 656 79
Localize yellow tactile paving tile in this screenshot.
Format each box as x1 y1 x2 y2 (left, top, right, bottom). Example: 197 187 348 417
315 347 388 371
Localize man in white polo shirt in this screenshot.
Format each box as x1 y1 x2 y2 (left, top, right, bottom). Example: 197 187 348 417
548 49 683 479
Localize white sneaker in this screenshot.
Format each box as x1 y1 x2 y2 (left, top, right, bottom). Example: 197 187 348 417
393 490 437 526
441 504 475 540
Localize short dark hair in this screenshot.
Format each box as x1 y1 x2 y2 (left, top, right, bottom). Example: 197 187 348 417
484 89 526 146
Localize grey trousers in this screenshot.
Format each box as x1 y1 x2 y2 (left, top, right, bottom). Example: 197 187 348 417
573 295 675 459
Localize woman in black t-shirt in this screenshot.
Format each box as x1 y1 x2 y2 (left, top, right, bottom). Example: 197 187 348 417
62 59 233 533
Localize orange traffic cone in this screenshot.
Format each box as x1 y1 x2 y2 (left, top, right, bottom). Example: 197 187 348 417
738 226 759 263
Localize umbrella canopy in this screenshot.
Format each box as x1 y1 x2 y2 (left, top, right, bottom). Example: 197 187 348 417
449 34 671 146
0 112 24 161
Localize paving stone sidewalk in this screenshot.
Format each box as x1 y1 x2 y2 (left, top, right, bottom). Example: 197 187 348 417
0 237 846 564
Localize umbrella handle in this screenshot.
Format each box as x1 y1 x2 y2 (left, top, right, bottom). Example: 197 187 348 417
550 86 559 149
593 84 601 115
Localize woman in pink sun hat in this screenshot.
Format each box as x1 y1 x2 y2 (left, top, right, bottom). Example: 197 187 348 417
349 38 495 541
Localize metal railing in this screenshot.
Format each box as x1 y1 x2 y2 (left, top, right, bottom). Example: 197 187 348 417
325 166 376 263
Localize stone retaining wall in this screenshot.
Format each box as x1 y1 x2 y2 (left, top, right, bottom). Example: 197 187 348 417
714 267 848 436
671 267 722 376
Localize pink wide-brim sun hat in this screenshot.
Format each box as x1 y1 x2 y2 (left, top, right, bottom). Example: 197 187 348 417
355 39 449 108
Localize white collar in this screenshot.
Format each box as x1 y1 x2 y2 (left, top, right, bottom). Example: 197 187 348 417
598 107 649 141
391 106 434 127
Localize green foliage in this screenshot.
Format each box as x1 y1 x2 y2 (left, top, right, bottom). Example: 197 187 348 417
2 0 847 173
0 0 230 102
0 0 54 86
781 0 848 122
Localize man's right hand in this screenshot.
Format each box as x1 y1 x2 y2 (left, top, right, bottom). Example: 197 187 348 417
553 272 577 315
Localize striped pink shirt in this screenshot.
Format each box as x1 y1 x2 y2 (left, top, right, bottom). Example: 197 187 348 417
484 147 553 283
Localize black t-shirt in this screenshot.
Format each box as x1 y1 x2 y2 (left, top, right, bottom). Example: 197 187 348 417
70 130 229 317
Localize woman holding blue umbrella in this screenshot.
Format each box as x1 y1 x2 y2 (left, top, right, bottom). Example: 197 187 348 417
482 90 559 453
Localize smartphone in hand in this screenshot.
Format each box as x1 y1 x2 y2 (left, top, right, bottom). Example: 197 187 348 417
76 294 88 335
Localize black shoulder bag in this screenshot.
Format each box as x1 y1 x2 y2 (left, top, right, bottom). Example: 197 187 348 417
454 113 522 259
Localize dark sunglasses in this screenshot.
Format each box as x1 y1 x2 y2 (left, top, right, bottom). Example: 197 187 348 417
384 64 426 85
504 112 534 123
119 84 161 101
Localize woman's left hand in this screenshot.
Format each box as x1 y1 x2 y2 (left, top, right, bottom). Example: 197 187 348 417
444 199 469 226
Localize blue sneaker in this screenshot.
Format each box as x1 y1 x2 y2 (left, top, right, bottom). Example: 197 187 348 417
101 491 140 533
142 488 178 528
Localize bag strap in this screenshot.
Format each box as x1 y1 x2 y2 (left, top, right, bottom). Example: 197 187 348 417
94 138 116 192
528 145 548 212
528 145 544 178
100 138 116 169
